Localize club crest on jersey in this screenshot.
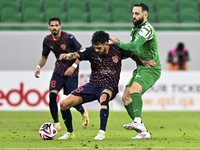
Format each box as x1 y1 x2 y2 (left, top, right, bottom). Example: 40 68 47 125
61 44 66 50
112 56 118 63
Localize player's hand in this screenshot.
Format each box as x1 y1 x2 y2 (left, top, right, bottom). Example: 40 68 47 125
34 68 40 78
109 37 120 44
142 60 156 69
64 66 75 76
59 54 68 60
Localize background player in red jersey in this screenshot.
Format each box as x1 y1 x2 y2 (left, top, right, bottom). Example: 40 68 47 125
34 17 89 130
57 30 156 140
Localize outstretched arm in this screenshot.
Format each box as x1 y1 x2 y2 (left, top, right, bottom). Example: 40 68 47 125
130 52 156 68
110 37 145 53
59 52 80 61
64 47 83 76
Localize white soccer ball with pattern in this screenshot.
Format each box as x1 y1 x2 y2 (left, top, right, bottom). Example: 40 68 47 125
39 122 57 140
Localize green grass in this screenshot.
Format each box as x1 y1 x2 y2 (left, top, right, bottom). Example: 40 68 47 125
0 111 200 150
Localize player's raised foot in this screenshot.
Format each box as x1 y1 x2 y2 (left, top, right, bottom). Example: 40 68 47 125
131 131 151 139
82 108 89 128
94 130 105 140
54 122 61 130
123 121 143 133
58 132 75 140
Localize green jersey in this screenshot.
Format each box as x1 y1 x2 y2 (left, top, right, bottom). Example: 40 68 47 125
116 21 161 70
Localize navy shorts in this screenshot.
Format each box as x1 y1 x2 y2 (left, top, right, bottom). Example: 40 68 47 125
71 82 118 104
49 72 78 95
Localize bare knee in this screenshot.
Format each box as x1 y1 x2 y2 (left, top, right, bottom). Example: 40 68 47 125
60 100 70 111
122 88 132 105
60 95 83 111
122 95 132 105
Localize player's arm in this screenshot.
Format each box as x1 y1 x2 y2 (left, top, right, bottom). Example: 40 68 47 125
60 52 80 61
35 40 50 78
73 47 84 67
110 36 145 53
130 52 156 68
110 28 153 53
68 34 83 67
64 47 83 76
34 55 48 78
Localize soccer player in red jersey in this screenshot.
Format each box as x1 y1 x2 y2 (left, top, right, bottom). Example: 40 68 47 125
34 17 89 130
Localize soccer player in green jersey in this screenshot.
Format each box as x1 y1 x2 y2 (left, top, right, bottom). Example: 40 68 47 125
110 3 161 139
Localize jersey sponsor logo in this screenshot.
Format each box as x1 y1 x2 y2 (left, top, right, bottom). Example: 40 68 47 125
112 56 118 63
61 44 66 50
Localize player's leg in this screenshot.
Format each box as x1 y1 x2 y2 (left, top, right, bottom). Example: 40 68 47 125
59 83 96 140
125 68 160 139
122 87 134 121
49 90 61 130
123 81 151 139
94 85 118 140
58 94 83 139
64 77 89 128
123 81 145 132
49 72 63 130
94 89 112 140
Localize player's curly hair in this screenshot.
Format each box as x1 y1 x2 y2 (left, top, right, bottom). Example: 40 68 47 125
91 30 109 45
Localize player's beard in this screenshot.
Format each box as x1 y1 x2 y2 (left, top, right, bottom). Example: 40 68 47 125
133 16 144 27
98 47 107 55
52 29 59 36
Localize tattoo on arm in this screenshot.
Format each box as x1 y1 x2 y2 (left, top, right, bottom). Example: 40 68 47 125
130 52 150 66
67 52 80 60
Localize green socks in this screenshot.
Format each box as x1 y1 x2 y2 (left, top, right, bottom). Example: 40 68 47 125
131 93 143 118
124 102 134 120
124 93 143 121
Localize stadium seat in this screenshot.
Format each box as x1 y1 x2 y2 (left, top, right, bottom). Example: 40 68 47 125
67 8 87 23
1 6 18 14
0 0 19 12
110 0 130 12
88 0 108 12
155 0 175 14
1 12 21 23
65 0 85 13
112 8 131 23
157 8 177 23
43 0 64 12
21 0 41 13
179 12 199 23
89 10 110 23
177 0 198 13
23 7 43 23
44 8 66 23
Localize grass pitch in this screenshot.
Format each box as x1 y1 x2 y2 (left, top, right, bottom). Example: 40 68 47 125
0 111 200 150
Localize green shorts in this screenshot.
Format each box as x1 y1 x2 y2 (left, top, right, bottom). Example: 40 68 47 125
126 67 161 94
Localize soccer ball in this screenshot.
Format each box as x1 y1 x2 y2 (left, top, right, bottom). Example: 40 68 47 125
39 122 57 140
